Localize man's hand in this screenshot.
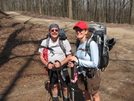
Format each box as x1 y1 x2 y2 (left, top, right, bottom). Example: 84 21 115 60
53 60 61 68
47 62 54 69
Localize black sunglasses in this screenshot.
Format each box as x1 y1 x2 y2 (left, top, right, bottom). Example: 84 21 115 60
75 28 85 32
50 29 59 32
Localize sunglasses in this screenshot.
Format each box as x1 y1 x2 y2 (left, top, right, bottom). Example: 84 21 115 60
75 28 85 32
50 29 59 32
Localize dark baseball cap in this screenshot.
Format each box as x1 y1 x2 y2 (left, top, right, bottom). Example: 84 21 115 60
49 24 59 31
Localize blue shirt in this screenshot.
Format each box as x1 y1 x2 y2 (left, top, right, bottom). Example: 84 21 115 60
74 40 99 71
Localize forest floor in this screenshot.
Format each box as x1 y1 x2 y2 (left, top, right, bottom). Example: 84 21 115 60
0 11 134 101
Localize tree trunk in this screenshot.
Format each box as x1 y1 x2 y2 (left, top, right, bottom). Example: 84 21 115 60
69 0 73 19
130 0 134 24
24 0 27 11
113 0 116 23
38 0 42 14
105 0 108 23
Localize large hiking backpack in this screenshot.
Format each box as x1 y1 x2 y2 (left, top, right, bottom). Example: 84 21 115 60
78 23 116 71
39 29 67 55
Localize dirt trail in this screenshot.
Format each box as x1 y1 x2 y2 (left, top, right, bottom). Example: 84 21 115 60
5 11 75 30
0 11 134 101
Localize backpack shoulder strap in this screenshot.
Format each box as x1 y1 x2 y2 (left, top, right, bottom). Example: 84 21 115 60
46 37 50 48
75 39 80 49
59 39 66 56
40 37 67 55
39 37 53 51
86 34 94 56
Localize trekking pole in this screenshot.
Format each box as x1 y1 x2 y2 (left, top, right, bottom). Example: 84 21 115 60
56 68 64 101
70 67 75 101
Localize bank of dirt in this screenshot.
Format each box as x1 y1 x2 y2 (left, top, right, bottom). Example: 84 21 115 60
0 11 134 101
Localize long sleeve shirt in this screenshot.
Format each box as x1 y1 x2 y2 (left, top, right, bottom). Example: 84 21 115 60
74 40 99 72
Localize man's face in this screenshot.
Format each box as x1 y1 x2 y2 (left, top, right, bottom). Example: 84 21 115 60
49 28 59 39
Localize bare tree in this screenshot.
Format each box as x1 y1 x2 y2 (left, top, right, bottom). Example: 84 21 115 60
69 0 73 19
130 0 134 24
0 0 133 24
38 0 42 14
24 0 27 11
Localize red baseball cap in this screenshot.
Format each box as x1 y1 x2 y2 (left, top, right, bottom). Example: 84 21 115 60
73 21 88 30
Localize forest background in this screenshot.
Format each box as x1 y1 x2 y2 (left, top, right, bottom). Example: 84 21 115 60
0 0 134 24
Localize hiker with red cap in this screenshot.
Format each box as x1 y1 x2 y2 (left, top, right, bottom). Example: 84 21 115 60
38 24 72 101
68 21 101 101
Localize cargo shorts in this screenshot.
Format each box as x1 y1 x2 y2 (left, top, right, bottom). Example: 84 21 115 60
77 70 101 95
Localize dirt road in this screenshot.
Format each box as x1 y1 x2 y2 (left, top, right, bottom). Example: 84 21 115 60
0 11 134 101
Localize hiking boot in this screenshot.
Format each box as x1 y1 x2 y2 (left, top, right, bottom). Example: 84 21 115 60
63 98 70 101
52 97 59 101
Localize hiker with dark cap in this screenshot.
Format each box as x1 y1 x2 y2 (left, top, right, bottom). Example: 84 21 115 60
38 24 72 101
68 21 101 101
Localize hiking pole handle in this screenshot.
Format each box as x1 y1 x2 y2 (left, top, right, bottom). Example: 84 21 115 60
55 60 61 67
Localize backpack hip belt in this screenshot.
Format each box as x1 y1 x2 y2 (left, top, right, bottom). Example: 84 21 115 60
77 67 97 78
86 68 97 78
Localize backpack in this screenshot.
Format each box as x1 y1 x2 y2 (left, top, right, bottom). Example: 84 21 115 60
39 28 67 55
76 23 116 71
